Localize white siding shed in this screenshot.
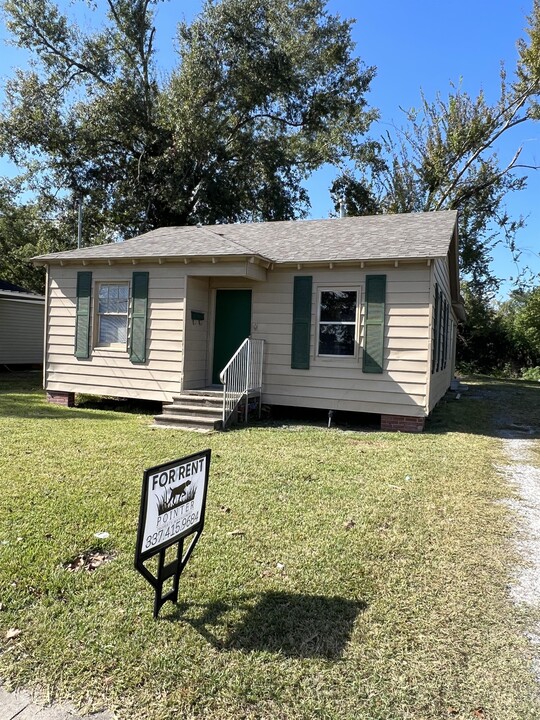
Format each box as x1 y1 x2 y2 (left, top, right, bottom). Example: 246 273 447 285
0 286 45 366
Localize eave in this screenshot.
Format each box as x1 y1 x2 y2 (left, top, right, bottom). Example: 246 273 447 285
32 252 271 267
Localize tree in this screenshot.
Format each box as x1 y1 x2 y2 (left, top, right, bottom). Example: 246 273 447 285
499 287 540 366
456 283 514 374
514 287 540 358
0 182 44 293
0 0 376 246
332 0 540 294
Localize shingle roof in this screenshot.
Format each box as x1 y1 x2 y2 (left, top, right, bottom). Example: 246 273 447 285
0 279 31 292
33 210 457 264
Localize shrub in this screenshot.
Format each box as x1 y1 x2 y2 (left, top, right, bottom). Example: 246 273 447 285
522 366 540 381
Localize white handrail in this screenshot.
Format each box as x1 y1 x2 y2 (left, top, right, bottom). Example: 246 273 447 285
219 338 265 427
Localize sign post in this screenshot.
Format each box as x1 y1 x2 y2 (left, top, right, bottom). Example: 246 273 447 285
135 449 211 618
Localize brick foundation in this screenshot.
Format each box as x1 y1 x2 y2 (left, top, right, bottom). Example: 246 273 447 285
47 391 75 408
381 414 425 433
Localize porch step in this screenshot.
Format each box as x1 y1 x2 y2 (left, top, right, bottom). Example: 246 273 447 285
153 390 223 432
170 393 222 408
174 389 223 397
153 413 222 431
164 403 222 418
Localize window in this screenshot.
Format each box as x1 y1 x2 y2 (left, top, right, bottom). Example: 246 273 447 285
432 283 450 374
97 283 129 346
318 290 358 356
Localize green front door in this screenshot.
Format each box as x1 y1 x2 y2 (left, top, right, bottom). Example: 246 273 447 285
212 289 252 384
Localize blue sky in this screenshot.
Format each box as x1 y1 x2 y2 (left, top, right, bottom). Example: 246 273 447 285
0 0 538 296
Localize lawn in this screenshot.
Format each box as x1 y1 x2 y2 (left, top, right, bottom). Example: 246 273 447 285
1 372 540 719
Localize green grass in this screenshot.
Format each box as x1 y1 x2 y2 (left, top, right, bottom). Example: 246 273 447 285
1 372 540 719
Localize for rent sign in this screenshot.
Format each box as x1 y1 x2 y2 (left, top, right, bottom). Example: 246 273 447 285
136 449 211 562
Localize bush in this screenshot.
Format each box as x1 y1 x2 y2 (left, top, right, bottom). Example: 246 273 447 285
522 366 540 381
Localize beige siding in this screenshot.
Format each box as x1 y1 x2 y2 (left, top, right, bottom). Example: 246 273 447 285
44 257 450 417
427 258 457 412
210 265 432 418
0 298 44 364
45 264 185 402
183 276 210 389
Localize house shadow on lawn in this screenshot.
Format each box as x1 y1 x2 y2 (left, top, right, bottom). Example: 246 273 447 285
426 377 540 440
0 371 161 420
232 405 381 435
0 390 121 421
75 394 162 416
168 591 366 660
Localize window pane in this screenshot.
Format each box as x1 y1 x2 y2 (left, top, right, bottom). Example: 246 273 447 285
99 284 129 314
118 286 129 313
98 285 109 313
320 291 357 322
318 324 355 355
99 315 127 344
109 285 119 312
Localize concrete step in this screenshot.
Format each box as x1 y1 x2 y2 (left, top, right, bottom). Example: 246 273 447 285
153 413 222 431
163 403 222 417
170 394 222 408
174 389 222 397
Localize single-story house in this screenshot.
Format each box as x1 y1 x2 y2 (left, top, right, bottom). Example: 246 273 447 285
33 210 464 431
0 280 45 367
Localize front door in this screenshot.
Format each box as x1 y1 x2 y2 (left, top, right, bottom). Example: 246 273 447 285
212 289 252 384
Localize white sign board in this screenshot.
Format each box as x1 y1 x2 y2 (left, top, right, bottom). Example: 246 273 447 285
136 449 210 561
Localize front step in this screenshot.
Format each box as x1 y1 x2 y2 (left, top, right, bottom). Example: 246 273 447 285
153 390 223 432
153 413 222 431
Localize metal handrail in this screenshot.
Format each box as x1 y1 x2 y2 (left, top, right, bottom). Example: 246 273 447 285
219 338 265 427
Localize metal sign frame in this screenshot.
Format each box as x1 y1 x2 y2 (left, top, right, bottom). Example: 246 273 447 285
134 449 211 618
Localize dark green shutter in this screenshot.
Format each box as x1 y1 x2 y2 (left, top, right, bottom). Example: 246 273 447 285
443 299 449 369
437 290 444 372
130 272 149 364
291 276 312 369
432 284 439 374
74 271 92 359
363 275 386 374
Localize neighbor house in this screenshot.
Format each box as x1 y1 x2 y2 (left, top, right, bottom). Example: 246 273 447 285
32 210 464 432
0 280 45 367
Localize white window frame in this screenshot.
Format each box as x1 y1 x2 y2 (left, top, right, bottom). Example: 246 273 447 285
95 281 130 349
316 286 360 358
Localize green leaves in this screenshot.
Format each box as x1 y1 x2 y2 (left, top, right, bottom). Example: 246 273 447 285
332 3 540 295
161 0 375 223
0 0 375 243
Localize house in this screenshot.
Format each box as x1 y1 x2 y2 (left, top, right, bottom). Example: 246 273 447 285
32 210 464 431
0 280 45 367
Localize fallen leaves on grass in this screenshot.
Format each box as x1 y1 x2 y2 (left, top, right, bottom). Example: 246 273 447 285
5 628 21 640
64 550 115 573
343 519 356 530
226 529 245 537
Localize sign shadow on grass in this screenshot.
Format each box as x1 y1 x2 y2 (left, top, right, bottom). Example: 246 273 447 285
168 591 366 660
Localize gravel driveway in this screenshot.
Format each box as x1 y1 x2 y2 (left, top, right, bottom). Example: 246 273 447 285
496 416 540 678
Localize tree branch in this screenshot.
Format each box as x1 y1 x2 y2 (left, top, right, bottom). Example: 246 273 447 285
16 14 109 87
225 111 305 146
434 111 530 210
449 147 524 208
513 163 540 170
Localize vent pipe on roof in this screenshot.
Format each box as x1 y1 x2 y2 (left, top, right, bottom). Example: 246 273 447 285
339 196 347 218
